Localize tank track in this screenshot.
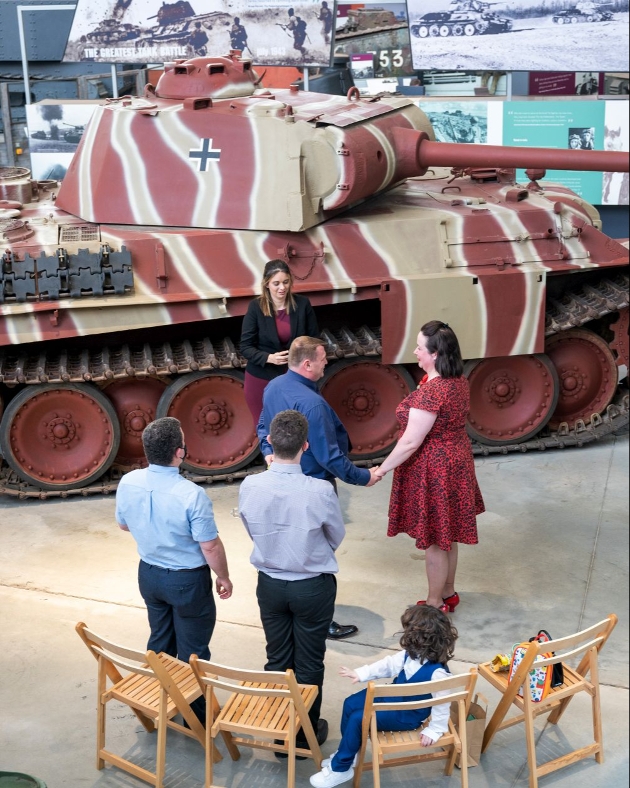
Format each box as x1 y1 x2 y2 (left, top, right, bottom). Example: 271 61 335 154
0 275 628 499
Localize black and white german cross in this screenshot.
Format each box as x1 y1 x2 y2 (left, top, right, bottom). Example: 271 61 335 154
189 139 221 171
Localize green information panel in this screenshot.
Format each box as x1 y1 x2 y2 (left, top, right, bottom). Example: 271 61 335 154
503 101 606 204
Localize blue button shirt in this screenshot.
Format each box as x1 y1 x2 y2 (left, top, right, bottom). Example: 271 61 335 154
257 370 371 486
115 465 218 570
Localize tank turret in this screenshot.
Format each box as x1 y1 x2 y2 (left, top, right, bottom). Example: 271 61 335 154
0 53 628 497
56 55 626 234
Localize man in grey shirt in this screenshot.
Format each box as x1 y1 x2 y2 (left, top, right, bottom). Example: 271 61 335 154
240 409 345 751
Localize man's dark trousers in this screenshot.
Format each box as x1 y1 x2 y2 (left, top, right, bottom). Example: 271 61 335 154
139 561 216 721
257 571 336 735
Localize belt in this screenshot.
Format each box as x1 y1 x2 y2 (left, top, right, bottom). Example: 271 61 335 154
143 561 206 572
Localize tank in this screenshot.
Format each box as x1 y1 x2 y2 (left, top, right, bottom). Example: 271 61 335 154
0 52 628 498
85 19 147 45
335 7 408 38
145 2 231 48
553 1 614 24
411 0 513 37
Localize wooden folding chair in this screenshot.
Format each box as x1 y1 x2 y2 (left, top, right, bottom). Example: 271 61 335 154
353 667 478 788
190 656 323 788
479 614 618 788
76 621 225 787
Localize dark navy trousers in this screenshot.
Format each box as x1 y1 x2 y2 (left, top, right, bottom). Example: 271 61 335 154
138 560 216 721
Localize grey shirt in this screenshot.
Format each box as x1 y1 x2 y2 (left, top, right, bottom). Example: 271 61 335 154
239 463 345 581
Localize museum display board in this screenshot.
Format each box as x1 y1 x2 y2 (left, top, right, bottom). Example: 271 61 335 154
63 0 335 66
405 0 629 72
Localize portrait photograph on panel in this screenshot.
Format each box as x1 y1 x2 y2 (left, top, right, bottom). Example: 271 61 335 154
64 0 335 67
405 0 629 72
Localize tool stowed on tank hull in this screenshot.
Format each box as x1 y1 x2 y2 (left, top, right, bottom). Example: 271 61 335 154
0 53 628 497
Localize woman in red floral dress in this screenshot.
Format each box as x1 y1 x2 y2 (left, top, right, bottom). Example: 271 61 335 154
375 321 484 613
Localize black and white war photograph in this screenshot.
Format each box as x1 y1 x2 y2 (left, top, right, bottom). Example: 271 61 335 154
406 0 630 72
568 126 596 149
25 103 98 181
422 101 488 143
63 0 335 66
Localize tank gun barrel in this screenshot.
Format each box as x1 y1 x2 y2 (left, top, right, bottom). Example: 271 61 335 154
394 130 629 177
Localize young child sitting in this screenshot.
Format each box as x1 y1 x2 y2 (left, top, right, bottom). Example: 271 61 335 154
310 604 457 787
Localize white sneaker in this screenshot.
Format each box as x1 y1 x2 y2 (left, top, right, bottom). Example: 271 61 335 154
321 752 358 769
310 765 354 787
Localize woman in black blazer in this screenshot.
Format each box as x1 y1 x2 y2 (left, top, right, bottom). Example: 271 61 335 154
240 259 319 424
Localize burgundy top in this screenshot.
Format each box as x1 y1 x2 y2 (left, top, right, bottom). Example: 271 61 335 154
275 309 292 344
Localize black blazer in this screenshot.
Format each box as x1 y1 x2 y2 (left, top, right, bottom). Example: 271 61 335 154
240 294 319 381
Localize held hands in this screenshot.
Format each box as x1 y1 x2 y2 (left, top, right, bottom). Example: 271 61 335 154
365 466 382 487
216 577 233 600
268 350 289 365
374 467 388 480
339 666 361 683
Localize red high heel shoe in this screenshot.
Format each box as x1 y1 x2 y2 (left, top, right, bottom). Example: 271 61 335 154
417 592 460 613
416 600 450 614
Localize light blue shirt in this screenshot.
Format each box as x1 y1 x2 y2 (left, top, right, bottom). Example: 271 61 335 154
115 465 218 570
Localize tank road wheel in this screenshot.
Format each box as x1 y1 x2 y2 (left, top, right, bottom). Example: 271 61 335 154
587 14 596 21
103 377 168 468
556 16 564 23
439 24 451 36
452 24 464 35
410 24 420 37
418 25 430 37
464 23 476 35
0 384 120 490
429 24 440 36
156 371 259 474
321 360 415 460
570 15 579 23
465 354 559 445
609 307 629 369
545 329 619 431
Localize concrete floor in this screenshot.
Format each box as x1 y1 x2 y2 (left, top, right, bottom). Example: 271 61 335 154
0 433 628 787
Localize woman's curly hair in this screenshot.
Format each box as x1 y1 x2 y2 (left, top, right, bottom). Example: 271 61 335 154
399 605 458 665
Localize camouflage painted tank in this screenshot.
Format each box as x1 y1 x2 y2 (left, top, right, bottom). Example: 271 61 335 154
0 53 628 497
411 0 513 37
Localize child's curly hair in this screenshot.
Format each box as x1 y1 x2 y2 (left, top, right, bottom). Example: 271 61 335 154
399 605 458 665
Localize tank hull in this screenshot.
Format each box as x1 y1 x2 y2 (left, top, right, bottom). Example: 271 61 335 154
0 69 628 495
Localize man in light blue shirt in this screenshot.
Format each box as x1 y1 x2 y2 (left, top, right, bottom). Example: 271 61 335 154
116 417 232 719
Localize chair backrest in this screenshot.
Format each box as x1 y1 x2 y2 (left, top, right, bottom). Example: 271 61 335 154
511 615 618 674
367 669 478 716
191 659 298 700
77 621 154 678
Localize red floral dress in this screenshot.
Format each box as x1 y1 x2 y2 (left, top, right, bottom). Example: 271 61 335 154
387 375 484 551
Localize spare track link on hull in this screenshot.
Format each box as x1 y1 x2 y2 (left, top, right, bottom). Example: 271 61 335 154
0 272 628 499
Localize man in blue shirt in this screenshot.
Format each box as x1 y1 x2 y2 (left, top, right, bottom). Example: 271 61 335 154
257 336 380 639
116 416 232 720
